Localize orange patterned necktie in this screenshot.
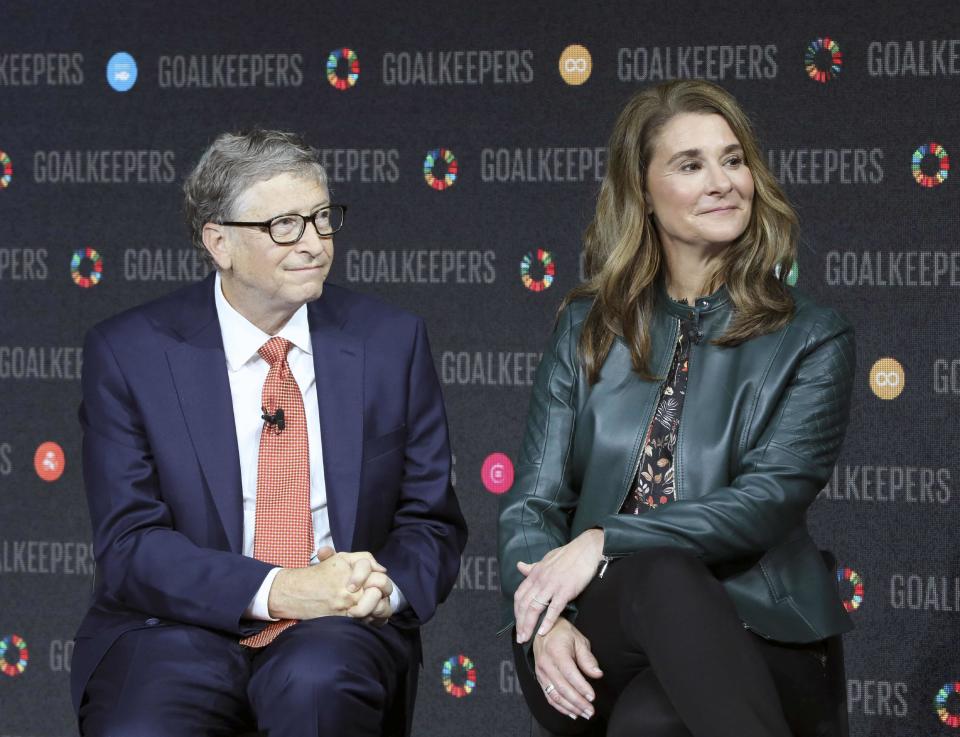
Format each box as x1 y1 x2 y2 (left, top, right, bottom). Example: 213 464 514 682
240 337 314 648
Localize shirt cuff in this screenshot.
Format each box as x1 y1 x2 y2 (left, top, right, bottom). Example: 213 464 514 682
389 578 407 614
245 567 282 621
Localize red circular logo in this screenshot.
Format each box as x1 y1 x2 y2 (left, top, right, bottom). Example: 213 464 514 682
481 452 514 494
34 442 65 482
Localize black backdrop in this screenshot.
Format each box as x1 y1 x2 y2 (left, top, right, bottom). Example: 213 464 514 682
1 2 958 735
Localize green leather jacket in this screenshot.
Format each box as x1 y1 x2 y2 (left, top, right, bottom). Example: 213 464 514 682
498 285 855 643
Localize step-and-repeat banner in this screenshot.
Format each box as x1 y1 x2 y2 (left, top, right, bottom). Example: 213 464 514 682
1 1 957 735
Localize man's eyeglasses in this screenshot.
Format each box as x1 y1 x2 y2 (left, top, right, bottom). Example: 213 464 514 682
221 205 347 245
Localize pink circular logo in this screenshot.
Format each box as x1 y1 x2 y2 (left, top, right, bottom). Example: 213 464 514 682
481 453 514 494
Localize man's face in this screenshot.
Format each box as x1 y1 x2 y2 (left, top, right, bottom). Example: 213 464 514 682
208 172 333 331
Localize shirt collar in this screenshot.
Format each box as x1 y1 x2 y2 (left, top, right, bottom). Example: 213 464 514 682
214 272 313 372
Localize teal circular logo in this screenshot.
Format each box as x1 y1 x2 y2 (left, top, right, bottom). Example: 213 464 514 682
107 52 138 92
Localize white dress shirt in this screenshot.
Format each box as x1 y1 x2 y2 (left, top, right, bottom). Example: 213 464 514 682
214 273 403 619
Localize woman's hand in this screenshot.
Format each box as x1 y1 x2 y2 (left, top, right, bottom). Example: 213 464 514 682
532 618 603 720
514 528 604 643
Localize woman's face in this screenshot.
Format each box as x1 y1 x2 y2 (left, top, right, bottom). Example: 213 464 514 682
644 112 754 253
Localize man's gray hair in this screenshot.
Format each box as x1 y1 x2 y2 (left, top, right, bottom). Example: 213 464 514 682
183 128 328 261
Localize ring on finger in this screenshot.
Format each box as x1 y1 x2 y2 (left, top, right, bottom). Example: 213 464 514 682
544 683 556 696
531 596 550 607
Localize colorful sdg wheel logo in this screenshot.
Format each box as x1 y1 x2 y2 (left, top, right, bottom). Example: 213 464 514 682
423 148 458 191
0 150 12 188
805 37 842 83
837 566 864 612
71 247 104 288
442 654 476 698
520 249 556 292
0 634 29 677
935 682 960 728
912 142 949 188
326 48 359 90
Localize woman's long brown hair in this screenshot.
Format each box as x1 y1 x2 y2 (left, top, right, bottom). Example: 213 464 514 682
564 80 798 383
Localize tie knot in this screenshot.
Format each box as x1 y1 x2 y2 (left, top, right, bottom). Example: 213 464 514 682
258 337 293 367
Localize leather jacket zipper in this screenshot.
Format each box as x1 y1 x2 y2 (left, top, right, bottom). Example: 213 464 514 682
673 305 703 502
616 317 680 512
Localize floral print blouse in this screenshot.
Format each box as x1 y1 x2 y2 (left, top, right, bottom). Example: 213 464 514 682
620 314 694 515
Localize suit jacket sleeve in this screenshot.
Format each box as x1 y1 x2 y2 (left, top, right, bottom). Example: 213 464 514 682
372 317 468 626
81 324 273 636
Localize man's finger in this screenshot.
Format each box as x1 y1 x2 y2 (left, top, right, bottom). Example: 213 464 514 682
363 572 394 598
369 597 393 625
347 558 372 593
348 587 382 618
340 551 387 572
315 546 336 562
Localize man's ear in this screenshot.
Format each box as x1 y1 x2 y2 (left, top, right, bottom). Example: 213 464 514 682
202 223 231 270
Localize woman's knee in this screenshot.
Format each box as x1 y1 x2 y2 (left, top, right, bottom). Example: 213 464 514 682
607 669 692 737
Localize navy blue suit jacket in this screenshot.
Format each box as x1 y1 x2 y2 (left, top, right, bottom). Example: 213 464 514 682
71 274 467 712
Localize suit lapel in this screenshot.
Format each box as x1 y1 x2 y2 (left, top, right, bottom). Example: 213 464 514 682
165 276 244 553
308 290 364 551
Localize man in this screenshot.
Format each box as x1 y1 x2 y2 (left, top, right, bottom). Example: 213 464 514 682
71 129 467 736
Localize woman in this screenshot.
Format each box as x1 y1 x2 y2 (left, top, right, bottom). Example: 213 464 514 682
498 80 855 737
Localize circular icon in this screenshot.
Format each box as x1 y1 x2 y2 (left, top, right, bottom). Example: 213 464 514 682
481 452 515 495
912 142 949 188
71 247 104 288
559 44 593 85
442 654 476 698
869 357 905 400
106 52 138 92
326 48 359 90
520 249 556 292
836 567 864 612
804 38 842 83
34 441 65 482
936 682 960 728
0 150 12 189
0 634 29 678
423 148 458 191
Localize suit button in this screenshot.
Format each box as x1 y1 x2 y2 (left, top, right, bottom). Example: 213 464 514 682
145 617 160 626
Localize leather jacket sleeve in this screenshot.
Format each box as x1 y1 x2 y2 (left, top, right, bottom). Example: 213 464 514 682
600 315 855 563
498 305 582 606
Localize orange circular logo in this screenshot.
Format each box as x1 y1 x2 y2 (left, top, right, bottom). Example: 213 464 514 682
559 44 592 85
869 357 905 400
34 442 65 482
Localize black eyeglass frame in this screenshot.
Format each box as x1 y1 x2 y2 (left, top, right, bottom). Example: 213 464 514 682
220 204 348 244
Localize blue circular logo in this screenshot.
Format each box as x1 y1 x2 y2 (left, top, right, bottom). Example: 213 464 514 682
107 52 138 92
